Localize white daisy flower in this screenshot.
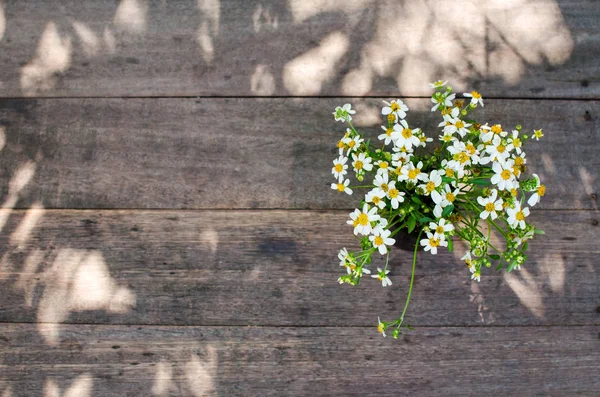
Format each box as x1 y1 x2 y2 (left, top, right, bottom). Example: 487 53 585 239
369 229 396 255
391 150 412 169
338 247 350 265
420 232 447 255
464 90 483 107
348 203 380 235
477 189 504 220
372 267 392 287
439 131 458 144
484 135 513 164
399 161 428 184
373 172 390 195
332 156 348 179
366 189 386 210
382 99 408 119
491 160 517 191
418 170 443 196
378 125 400 145
333 103 356 122
527 174 546 207
331 177 353 195
342 135 364 155
351 152 373 173
480 124 507 143
394 120 421 151
431 184 459 218
508 130 523 154
439 107 471 137
375 160 391 176
506 203 530 230
429 218 454 240
429 80 448 89
386 181 405 209
431 93 456 112
532 129 544 141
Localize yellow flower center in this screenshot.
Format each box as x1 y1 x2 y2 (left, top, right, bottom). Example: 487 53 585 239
334 164 343 173
337 183 345 192
441 108 450 116
538 185 546 196
387 114 396 123
389 188 400 199
443 135 452 142
515 211 525 221
512 166 520 176
446 192 456 202
457 152 469 164
514 156 524 166
534 129 543 138
353 219 359 227
471 91 481 99
466 143 476 154
425 181 436 193
379 161 389 169
510 188 518 197
357 213 369 226
435 226 444 234
402 128 413 139
386 128 393 137
465 259 472 267
491 124 503 134
390 102 400 112
445 168 455 178
337 141 345 149
377 323 385 334
374 236 384 246
497 145 505 153
485 202 495 212
354 160 363 170
455 120 464 129
408 169 418 180
429 238 440 248
380 183 389 192
372 196 381 205
347 140 356 148
513 138 522 147
501 170 512 180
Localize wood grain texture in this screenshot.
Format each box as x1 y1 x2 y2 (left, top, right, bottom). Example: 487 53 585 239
0 324 599 396
0 210 597 328
0 98 597 210
0 0 597 98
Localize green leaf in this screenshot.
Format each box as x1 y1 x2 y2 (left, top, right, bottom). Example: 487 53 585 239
418 216 433 224
507 259 517 272
522 242 529 251
469 178 489 186
489 254 501 260
534 229 545 235
407 216 417 234
447 238 453 252
411 196 422 205
441 204 454 218
441 176 454 183
495 263 503 271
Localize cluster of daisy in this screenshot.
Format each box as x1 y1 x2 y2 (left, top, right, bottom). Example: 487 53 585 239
331 81 546 338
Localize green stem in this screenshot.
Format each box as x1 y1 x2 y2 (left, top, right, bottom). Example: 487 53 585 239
395 228 424 326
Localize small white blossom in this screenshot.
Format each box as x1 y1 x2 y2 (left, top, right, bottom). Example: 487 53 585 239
348 203 380 235
430 218 454 240
332 156 348 179
382 99 408 119
342 135 364 155
506 203 530 230
369 229 396 255
420 232 447 254
431 93 456 112
527 174 546 207
394 120 421 151
378 125 400 145
333 103 356 122
464 90 483 107
331 177 353 195
386 180 405 209
477 189 504 220
351 152 373 173
429 80 448 89
372 267 392 287
366 189 386 210
399 161 428 184
491 160 517 191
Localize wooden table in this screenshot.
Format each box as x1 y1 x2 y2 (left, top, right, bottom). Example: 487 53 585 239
0 1 598 395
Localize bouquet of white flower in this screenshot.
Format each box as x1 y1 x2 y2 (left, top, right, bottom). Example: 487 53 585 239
331 81 546 339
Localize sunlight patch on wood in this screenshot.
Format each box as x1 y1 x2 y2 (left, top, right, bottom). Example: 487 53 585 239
71 21 100 58
504 268 545 319
44 374 93 397
283 31 349 95
114 0 147 35
20 22 72 96
9 202 44 249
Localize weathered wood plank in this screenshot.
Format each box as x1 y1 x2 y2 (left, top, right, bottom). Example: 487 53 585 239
0 210 597 332
0 324 598 396
0 98 597 209
0 0 597 98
